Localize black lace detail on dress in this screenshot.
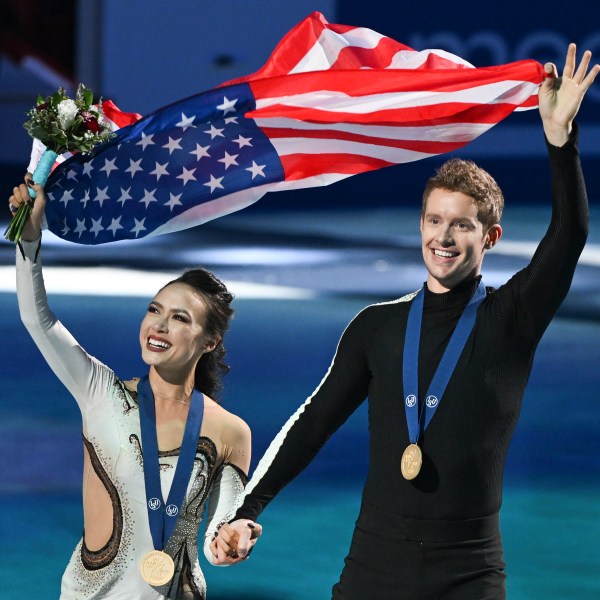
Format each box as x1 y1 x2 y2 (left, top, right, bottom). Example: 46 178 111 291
196 437 217 467
129 435 219 473
115 379 137 414
81 436 123 571
129 434 143 467
158 437 218 464
165 544 205 600
188 438 218 519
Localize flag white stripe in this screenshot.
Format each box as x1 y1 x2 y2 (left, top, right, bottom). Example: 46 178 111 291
288 28 347 74
290 30 474 75
289 39 338 74
148 183 273 237
270 137 438 162
289 25 388 74
150 174 379 244
254 117 493 142
328 26 387 50
388 49 474 69
154 174 359 237
104 117 122 131
255 80 539 114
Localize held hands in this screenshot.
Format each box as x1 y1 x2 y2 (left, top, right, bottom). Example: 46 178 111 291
539 43 600 147
210 519 263 565
8 175 46 242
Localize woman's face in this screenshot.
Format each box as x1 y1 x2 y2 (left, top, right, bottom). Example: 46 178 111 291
139 283 215 374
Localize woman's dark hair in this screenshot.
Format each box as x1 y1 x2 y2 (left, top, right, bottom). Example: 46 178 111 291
162 268 234 400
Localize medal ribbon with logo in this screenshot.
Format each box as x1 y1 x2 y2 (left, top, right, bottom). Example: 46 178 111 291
137 375 204 586
401 280 486 480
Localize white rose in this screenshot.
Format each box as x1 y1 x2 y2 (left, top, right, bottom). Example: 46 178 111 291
57 99 79 130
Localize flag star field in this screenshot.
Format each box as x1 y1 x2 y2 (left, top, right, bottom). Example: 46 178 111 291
45 84 282 244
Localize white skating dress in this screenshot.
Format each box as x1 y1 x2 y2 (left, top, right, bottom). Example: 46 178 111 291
16 239 246 599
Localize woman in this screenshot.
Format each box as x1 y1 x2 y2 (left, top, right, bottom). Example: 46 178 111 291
9 179 259 599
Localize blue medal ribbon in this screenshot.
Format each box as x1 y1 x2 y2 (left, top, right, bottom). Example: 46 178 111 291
138 375 204 550
402 280 486 445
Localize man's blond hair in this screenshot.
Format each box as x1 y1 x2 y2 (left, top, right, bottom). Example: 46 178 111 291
422 158 504 229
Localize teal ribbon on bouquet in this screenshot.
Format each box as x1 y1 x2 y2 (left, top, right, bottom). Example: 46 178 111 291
28 149 58 197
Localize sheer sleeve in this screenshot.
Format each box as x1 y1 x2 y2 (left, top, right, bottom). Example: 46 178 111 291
16 239 115 414
202 464 248 566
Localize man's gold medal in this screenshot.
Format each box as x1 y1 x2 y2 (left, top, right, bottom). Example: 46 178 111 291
401 443 422 480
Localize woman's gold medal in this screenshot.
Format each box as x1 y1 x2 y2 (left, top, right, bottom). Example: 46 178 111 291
140 550 175 586
401 443 422 480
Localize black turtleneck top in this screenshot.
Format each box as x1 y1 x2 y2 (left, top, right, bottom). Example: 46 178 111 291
235 129 589 523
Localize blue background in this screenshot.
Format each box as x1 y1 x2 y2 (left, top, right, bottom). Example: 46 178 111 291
1 1 599 598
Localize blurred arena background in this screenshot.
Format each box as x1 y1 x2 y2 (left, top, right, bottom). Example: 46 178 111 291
1 1 599 598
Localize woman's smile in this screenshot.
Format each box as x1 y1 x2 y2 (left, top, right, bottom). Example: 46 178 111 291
146 335 172 352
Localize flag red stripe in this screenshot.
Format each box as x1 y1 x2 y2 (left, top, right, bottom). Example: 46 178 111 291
250 101 534 127
329 36 408 70
327 22 414 54
102 100 142 128
249 61 544 99
408 52 472 70
518 95 539 109
280 152 394 180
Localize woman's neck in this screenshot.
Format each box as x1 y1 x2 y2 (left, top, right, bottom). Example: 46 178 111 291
148 367 195 405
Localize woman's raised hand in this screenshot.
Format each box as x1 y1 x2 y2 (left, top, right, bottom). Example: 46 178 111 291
8 176 46 241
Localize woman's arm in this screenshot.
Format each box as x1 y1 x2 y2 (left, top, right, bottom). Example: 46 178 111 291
12 181 114 412
203 413 255 566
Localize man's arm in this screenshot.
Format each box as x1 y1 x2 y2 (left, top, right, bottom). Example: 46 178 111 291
491 46 598 338
212 306 373 561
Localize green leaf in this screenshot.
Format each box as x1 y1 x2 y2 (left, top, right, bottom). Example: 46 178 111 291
83 87 93 107
27 124 48 139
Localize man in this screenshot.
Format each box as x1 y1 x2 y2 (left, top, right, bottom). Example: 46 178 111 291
212 45 598 599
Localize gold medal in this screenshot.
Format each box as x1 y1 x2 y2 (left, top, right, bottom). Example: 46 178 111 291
140 550 175 586
401 443 422 480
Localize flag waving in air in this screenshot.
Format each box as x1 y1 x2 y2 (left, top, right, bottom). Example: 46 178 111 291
41 11 545 244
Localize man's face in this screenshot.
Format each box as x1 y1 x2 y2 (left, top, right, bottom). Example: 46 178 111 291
420 188 502 293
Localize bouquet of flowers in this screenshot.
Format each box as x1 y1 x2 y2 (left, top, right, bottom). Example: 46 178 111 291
4 83 115 243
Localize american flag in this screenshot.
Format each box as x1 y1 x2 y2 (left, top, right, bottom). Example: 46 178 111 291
42 11 545 245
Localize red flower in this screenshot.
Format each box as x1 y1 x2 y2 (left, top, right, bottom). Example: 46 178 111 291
35 102 49 111
81 111 101 133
